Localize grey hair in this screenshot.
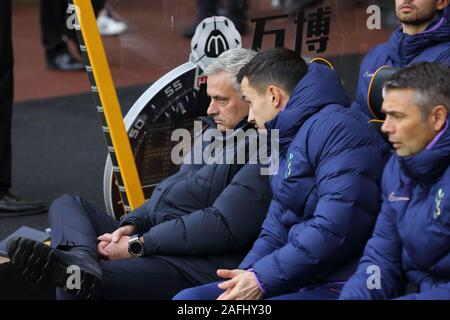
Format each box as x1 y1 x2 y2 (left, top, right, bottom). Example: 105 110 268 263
384 62 450 120
203 48 257 92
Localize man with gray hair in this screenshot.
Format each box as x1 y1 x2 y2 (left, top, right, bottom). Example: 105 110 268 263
7 48 272 300
203 48 257 132
340 62 450 299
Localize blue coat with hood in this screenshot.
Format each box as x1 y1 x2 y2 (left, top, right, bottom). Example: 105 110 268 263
353 7 450 119
238 63 390 297
340 121 450 300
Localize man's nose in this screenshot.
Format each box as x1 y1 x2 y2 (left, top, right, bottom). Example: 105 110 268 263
207 100 218 115
381 118 393 134
247 107 256 124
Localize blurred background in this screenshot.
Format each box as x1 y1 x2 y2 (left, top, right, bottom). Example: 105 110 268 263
12 0 398 101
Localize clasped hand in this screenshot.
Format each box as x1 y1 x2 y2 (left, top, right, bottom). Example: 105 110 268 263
97 225 135 260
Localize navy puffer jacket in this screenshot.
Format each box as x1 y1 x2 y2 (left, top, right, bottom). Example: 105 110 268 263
341 121 450 300
239 63 390 297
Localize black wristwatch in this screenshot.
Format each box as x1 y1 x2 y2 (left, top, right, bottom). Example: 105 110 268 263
128 235 144 257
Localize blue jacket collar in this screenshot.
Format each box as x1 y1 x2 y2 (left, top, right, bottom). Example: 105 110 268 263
264 63 350 150
398 120 450 184
387 8 450 66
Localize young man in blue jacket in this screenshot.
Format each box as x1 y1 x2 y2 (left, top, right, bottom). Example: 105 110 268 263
340 62 450 300
174 48 389 300
6 48 272 300
354 0 450 120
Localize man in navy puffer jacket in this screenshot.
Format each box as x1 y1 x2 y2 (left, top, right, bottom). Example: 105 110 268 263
174 48 389 300
353 0 450 120
340 62 450 300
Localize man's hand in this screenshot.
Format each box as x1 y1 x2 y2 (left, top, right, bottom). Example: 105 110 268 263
216 269 263 300
103 235 132 260
97 239 110 259
97 225 136 260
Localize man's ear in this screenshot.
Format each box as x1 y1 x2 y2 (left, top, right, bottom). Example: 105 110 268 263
431 105 448 132
437 0 449 10
268 85 287 110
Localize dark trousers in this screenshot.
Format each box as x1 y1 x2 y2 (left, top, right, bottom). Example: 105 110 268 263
0 0 13 194
173 281 342 300
49 195 236 300
39 0 106 59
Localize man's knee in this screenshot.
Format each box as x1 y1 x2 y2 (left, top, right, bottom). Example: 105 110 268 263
48 194 83 222
49 194 77 212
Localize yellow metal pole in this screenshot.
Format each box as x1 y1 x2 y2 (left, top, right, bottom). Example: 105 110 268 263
71 0 145 212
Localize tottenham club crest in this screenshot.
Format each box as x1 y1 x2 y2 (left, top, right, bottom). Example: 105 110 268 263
434 188 445 219
190 16 242 71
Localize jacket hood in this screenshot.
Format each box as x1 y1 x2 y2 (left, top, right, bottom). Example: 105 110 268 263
387 7 450 66
399 120 450 184
265 63 350 148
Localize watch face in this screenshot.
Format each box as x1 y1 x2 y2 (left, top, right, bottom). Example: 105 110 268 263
129 240 143 255
104 62 210 219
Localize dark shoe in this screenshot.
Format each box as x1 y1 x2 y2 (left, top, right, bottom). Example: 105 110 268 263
0 191 46 217
7 237 102 299
46 53 84 71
